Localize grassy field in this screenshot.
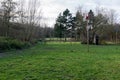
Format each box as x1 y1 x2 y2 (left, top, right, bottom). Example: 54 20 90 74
0 42 120 80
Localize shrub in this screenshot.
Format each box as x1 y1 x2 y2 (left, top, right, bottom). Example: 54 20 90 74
10 40 25 49
0 37 31 52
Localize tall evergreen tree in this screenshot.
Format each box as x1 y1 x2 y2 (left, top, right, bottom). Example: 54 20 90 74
54 9 73 41
62 9 72 41
54 13 64 38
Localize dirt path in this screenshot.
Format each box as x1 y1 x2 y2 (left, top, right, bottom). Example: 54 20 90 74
0 51 19 58
0 53 8 58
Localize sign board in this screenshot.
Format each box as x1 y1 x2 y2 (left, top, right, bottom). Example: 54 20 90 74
86 25 92 31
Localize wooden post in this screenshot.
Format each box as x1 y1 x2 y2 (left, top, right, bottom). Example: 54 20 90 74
116 31 118 44
87 32 89 52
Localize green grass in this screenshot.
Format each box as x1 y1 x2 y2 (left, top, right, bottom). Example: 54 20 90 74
0 42 120 80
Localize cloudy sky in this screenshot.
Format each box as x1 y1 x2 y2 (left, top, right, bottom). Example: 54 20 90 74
40 0 120 27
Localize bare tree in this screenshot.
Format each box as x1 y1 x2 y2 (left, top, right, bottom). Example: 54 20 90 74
17 0 42 41
108 9 117 25
108 9 117 42
24 0 42 41
1 0 17 37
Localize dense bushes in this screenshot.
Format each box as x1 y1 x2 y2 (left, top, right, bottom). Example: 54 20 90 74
0 37 31 52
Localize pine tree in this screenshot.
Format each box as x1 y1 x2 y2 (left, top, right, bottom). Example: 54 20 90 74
54 9 73 41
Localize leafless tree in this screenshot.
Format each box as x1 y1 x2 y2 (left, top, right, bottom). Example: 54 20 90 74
1 0 17 37
108 9 117 25
16 0 42 41
23 0 42 41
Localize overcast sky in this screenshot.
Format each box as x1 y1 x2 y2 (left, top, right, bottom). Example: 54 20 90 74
40 0 120 27
1 0 120 26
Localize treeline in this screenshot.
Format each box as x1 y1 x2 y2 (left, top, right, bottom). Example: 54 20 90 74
0 0 53 51
54 7 120 44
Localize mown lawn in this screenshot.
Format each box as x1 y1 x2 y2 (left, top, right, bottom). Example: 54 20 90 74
0 42 120 80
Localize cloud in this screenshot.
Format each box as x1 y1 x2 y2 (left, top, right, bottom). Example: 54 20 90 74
41 0 82 26
40 0 120 27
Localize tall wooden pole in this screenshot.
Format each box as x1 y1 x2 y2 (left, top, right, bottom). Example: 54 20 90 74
87 21 89 52
116 31 118 44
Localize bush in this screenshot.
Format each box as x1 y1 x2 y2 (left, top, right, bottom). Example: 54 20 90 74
0 37 31 52
81 41 87 44
100 40 107 45
30 39 38 45
10 40 25 49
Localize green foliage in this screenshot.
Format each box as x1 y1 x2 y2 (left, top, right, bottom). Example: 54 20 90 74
54 23 63 38
54 9 74 39
0 42 120 79
0 37 30 52
10 39 30 49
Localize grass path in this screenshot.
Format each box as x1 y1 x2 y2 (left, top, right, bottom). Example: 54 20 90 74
0 42 120 80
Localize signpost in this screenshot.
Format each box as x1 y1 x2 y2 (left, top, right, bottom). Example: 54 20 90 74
86 10 94 52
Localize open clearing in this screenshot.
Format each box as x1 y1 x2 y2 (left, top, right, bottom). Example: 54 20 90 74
0 42 120 80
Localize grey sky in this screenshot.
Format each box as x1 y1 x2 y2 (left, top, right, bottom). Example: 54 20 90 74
40 0 120 27
1 0 120 26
